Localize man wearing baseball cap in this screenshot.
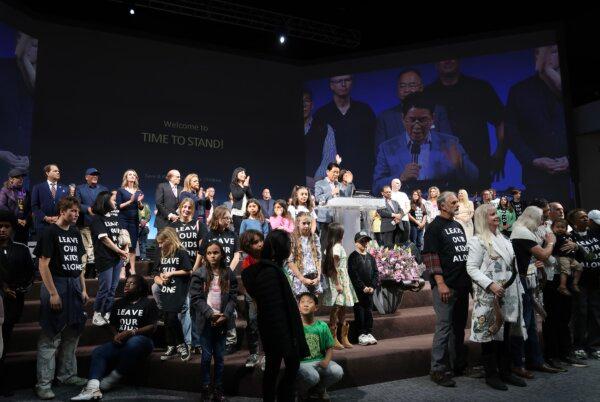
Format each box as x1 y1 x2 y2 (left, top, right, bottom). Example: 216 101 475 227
0 167 31 243
75 168 107 275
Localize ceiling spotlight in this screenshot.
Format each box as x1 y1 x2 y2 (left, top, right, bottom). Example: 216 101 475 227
129 8 135 15
278 35 286 45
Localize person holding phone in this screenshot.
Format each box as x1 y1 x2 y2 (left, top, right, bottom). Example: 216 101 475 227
116 170 145 278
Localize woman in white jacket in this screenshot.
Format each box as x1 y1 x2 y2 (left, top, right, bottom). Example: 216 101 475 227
466 203 526 390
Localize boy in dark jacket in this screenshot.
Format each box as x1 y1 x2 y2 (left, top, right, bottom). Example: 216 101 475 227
347 231 379 346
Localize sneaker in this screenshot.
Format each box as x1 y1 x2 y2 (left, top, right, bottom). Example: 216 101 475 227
178 343 191 362
35 387 56 400
103 312 111 323
62 376 89 387
430 371 456 387
92 312 108 327
71 386 102 401
561 356 588 368
358 334 370 346
367 333 378 345
573 349 588 360
590 350 600 359
161 346 178 361
245 353 260 368
99 371 122 392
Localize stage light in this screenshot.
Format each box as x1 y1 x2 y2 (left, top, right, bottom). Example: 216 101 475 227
129 8 135 15
279 35 286 45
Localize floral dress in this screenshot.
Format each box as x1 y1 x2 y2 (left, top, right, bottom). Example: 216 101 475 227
288 235 323 296
323 244 358 307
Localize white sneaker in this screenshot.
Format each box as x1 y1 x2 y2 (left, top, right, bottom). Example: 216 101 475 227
92 312 108 327
71 386 102 400
367 334 378 345
103 312 111 323
99 370 122 392
358 334 370 346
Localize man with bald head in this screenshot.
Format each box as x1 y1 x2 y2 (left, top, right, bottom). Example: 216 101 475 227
154 169 182 230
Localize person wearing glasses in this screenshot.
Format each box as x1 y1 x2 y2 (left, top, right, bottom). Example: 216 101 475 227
375 68 452 150
373 93 478 194
313 74 376 188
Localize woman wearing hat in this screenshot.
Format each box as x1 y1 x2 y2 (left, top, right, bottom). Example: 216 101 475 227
0 168 31 243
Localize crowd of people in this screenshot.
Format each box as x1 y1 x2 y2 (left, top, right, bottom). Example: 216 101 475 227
0 160 599 401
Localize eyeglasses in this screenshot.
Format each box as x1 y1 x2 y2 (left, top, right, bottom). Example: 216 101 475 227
330 78 352 85
398 83 422 90
220 217 232 221
404 116 432 126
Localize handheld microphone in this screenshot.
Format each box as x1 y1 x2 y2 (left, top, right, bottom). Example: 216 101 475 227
410 142 421 164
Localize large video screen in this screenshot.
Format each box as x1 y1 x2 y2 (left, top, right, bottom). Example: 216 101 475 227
0 22 37 180
303 44 572 204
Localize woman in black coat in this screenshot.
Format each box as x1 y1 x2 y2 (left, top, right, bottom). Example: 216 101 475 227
241 230 309 402
230 167 253 234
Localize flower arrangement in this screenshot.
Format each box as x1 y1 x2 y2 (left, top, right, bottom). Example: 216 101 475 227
368 244 425 287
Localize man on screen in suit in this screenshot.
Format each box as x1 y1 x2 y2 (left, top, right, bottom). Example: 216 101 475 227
314 162 341 247
31 164 69 240
377 185 404 249
154 169 182 231
373 93 478 195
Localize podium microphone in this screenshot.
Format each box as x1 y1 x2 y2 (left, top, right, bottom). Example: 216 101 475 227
410 142 421 164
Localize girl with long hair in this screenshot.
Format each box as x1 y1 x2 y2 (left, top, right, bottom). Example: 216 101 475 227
408 189 427 249
287 212 323 297
322 222 357 349
288 186 317 233
239 198 270 237
268 199 294 234
179 173 211 223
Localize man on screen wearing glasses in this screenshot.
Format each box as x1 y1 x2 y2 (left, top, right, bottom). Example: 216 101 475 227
373 93 478 194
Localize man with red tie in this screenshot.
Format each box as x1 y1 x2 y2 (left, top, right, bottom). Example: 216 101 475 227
31 164 69 240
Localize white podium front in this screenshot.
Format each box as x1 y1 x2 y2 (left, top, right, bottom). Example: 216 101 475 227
323 197 385 254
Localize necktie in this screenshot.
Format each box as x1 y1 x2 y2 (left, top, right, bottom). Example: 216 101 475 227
172 186 177 198
50 183 56 199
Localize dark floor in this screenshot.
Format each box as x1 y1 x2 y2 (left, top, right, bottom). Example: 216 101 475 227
9 359 600 401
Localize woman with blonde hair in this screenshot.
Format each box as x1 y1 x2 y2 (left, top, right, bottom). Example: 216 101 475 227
179 173 211 223
466 203 526 390
424 186 440 225
116 169 145 278
455 189 474 238
153 227 192 361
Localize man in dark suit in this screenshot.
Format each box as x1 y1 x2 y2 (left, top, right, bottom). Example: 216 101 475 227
258 188 275 218
31 164 68 239
154 169 182 230
314 163 341 247
376 185 404 249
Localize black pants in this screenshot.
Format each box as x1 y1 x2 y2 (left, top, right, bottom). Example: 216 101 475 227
481 325 511 370
573 283 600 353
400 221 410 243
233 215 243 235
0 292 25 390
163 311 184 346
244 296 260 355
353 292 374 335
543 277 572 359
263 347 300 402
318 222 329 250
381 226 401 249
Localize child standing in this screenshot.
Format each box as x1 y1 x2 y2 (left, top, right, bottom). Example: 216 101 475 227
552 218 583 296
288 212 323 297
348 231 379 346
322 223 357 349
239 230 264 368
239 198 270 237
190 242 238 402
296 292 344 401
288 186 317 234
268 199 295 234
153 227 192 362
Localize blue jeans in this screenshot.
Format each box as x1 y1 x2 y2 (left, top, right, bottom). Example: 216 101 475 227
88 335 154 380
94 263 123 314
179 296 192 346
409 225 424 249
296 360 344 397
511 280 544 368
199 324 226 387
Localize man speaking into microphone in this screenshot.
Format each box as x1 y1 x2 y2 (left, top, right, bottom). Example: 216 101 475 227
373 93 478 193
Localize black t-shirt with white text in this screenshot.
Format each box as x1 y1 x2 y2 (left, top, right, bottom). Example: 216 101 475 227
91 213 122 272
201 229 239 266
169 220 208 261
511 238 538 276
511 200 527 218
110 296 158 335
572 230 600 289
35 224 85 278
423 216 470 289
152 248 192 312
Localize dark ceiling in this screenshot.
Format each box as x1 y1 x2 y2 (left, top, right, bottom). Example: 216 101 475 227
6 0 600 106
